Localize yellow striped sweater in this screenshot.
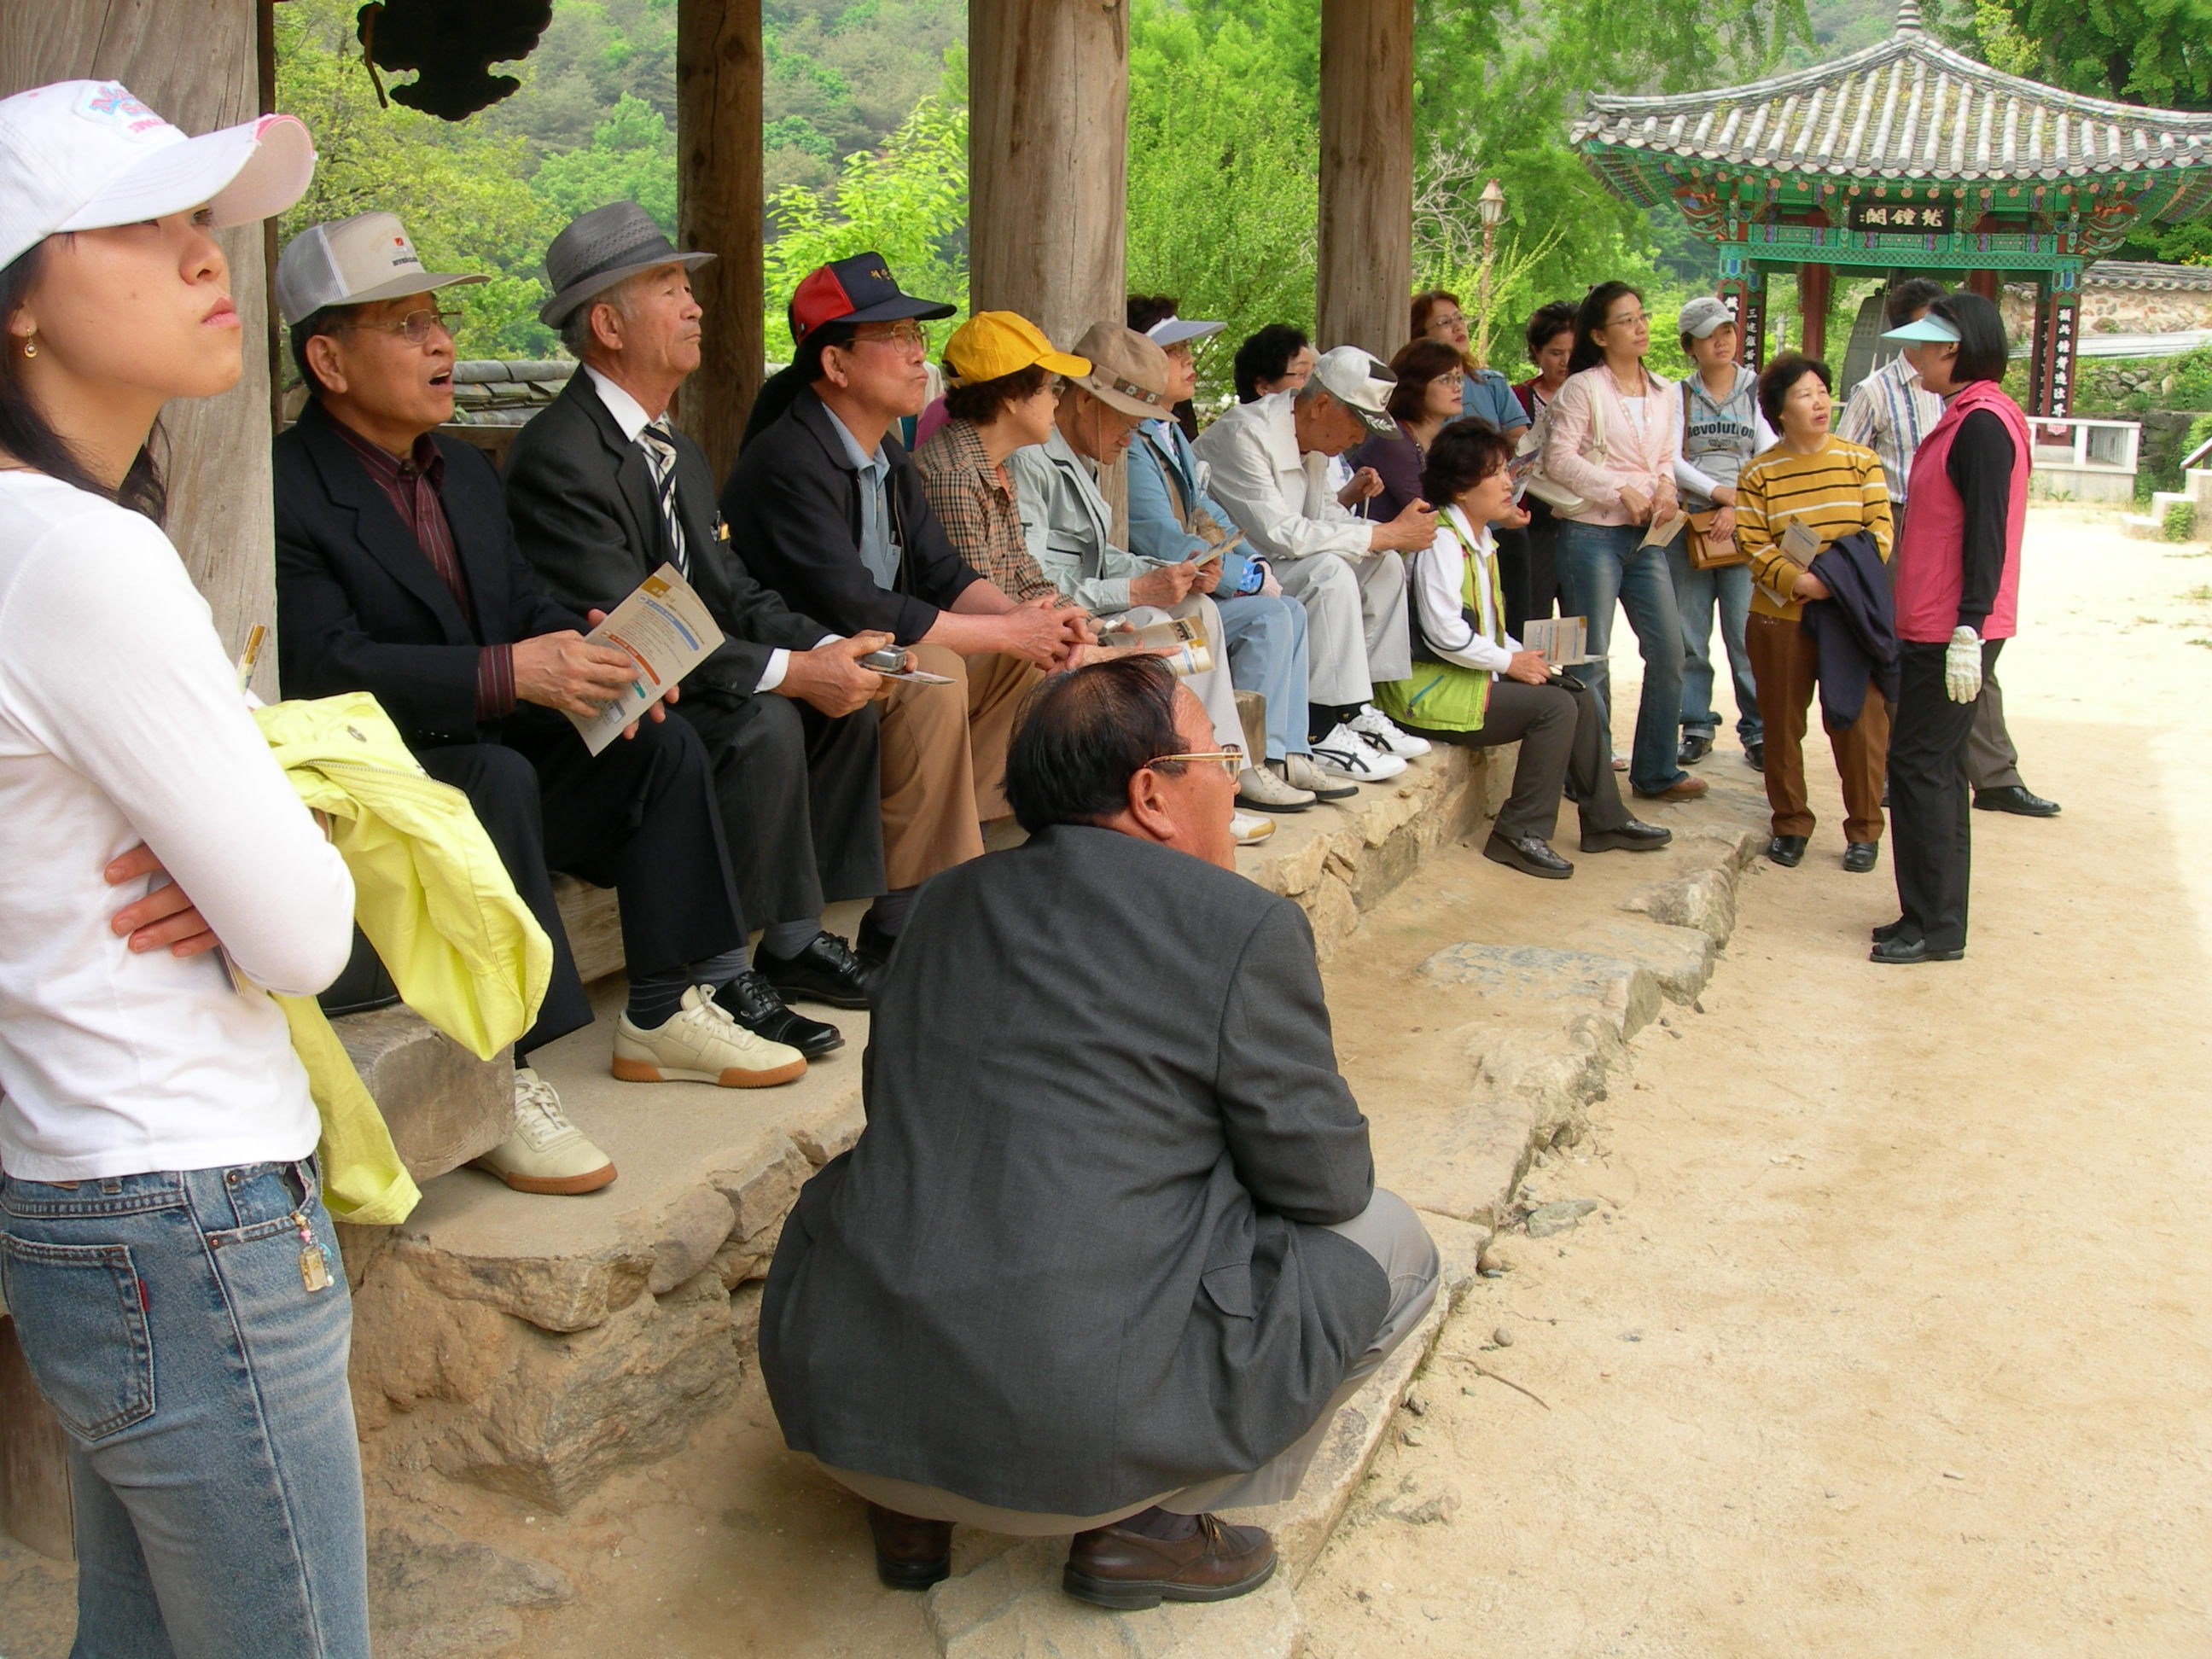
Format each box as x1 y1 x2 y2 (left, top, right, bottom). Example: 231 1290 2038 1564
1734 435 1894 620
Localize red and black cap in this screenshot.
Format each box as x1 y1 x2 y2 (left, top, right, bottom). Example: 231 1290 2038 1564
788 251 955 351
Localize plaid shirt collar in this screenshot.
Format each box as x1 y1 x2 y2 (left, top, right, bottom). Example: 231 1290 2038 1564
329 416 445 492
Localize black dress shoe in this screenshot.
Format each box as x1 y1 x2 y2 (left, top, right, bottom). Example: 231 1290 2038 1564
1679 733 1713 766
712 970 842 1057
1580 819 1672 853
1744 742 1764 773
1871 917 1907 943
1842 841 1879 873
1869 935 1965 964
856 911 899 972
1974 784 2061 818
757 929 878 1010
1767 835 1807 867
1483 831 1574 879
867 1504 952 1592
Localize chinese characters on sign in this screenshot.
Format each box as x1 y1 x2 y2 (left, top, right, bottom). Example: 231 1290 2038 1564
1845 201 1954 233
2044 299 2077 416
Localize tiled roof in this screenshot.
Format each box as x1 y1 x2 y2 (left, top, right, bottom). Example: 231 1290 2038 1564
2081 260 2212 290
1572 0 2212 183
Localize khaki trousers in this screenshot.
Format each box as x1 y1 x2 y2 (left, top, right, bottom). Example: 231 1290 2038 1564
818 1190 1441 1536
876 644 1041 890
1746 612 1890 845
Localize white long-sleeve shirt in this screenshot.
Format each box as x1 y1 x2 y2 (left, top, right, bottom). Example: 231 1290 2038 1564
0 472 355 1179
1409 509 1519 674
1191 392 1376 563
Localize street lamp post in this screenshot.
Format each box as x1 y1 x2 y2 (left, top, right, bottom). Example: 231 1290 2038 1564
1476 178 1507 369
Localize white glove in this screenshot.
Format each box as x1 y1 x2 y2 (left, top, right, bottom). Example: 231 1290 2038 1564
1944 626 1983 704
1258 559 1283 598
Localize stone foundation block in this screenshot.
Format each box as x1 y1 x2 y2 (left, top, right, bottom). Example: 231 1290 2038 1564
335 1006 513 1183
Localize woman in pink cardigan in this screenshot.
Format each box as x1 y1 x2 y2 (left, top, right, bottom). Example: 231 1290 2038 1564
1540 282 1703 801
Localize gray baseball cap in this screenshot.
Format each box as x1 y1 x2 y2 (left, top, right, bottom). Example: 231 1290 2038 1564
1677 295 1737 340
1308 346 1398 435
276 212 484 325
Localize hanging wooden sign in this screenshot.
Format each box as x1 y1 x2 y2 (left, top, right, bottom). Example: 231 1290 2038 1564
1847 200 1953 233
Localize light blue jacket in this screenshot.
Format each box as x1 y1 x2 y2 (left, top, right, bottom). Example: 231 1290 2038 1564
1126 419 1260 593
1458 368 1531 435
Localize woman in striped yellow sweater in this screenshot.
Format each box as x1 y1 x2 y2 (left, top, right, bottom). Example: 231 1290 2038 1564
1734 353 1894 873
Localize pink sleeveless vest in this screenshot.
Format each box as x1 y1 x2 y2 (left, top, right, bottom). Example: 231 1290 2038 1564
1892 380 2028 643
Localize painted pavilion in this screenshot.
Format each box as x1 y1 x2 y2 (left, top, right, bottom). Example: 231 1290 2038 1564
1571 0 2212 415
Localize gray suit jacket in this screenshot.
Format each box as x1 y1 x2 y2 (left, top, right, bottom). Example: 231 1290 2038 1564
503 370 828 703
759 825 1388 1516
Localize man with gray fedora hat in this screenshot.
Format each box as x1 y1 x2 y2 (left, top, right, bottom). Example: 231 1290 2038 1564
508 202 891 1045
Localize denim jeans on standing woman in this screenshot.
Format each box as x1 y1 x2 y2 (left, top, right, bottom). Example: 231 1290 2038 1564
1667 547 1763 749
0 1159 370 1659
1554 519 1690 796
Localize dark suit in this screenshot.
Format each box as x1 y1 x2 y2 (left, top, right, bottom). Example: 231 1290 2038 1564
504 370 886 928
760 825 1396 1519
275 399 747 1051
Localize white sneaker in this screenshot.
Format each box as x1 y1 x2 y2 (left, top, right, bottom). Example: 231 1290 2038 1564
1350 702 1432 758
1237 765 1314 812
613 986 808 1088
471 1068 618 1195
1311 722 1408 783
1231 810 1276 847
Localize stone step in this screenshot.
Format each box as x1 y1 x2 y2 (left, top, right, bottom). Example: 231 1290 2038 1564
2122 513 2163 540
2188 469 2212 515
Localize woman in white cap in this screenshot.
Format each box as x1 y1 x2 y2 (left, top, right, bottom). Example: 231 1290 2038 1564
0 84 370 1656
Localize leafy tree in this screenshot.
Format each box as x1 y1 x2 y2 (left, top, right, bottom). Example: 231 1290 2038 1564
532 94 679 234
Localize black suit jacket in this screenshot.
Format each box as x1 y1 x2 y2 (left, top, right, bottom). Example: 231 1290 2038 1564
274 400 581 748
503 370 830 702
720 385 984 645
759 825 1389 1516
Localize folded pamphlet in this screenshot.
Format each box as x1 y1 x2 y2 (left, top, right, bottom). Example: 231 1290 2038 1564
1639 510 1687 550
1103 613 1214 677
566 564 726 756
1522 615 1597 668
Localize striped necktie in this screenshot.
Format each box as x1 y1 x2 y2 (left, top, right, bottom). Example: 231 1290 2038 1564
637 420 690 577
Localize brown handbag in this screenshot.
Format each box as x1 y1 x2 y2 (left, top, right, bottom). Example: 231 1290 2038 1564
1679 381 1749 569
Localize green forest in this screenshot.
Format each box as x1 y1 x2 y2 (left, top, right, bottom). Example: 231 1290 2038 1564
273 0 2211 398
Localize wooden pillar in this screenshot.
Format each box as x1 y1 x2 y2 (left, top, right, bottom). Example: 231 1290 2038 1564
677 0 763 477
969 0 1128 348
2028 277 2053 414
1796 262 1832 361
1965 268 2003 303
1317 0 1414 358
2041 283 2079 416
3 0 279 692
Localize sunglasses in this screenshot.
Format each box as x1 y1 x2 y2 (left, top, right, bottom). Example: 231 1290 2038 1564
1148 743 1243 781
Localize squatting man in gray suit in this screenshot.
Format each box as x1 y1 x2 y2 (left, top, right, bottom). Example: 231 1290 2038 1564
760 655 1441 1611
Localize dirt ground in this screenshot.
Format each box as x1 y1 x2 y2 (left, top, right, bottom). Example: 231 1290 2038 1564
1299 504 2212 1656
2 505 2204 1659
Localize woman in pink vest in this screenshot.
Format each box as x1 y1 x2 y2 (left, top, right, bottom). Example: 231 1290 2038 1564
1870 293 2029 964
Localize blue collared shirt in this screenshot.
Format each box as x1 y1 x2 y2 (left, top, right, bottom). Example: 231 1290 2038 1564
1457 368 1531 436
823 405 899 591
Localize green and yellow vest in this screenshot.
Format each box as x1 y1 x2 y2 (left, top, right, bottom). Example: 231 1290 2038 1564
1374 518 1504 735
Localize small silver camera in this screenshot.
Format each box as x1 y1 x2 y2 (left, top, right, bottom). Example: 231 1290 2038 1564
861 646 908 673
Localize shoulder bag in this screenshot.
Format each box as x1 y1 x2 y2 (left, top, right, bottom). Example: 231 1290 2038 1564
1679 382 1749 569
1518 381 1601 517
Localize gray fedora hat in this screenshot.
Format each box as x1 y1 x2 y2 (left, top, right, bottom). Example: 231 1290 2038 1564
539 200 713 328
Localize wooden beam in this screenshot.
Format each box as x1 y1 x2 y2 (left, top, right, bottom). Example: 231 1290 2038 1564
969 0 1129 348
677 0 764 479
3 0 281 694
1318 0 1414 359
1797 261 1832 361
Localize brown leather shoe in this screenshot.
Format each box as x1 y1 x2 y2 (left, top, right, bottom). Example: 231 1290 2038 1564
1633 773 1710 802
1062 1512 1278 1610
867 1504 952 1591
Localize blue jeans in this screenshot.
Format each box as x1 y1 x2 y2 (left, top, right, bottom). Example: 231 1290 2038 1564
1667 546 1763 747
1554 520 1689 796
0 1161 370 1659
1216 590 1311 760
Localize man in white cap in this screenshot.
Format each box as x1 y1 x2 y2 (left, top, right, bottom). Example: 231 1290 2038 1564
1124 299 1340 812
272 211 813 1203
1194 346 1438 782
1008 323 1292 845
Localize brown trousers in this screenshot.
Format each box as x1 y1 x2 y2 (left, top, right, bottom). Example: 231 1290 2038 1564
876 643 1041 888
1745 612 1889 845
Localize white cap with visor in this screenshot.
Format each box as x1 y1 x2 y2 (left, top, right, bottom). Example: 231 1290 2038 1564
0 80 314 271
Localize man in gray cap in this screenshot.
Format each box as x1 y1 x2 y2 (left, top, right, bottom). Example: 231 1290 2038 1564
505 201 894 1042
1195 346 1436 783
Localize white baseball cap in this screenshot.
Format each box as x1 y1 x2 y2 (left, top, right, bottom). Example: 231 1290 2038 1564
276 212 486 325
1309 345 1399 435
0 80 314 272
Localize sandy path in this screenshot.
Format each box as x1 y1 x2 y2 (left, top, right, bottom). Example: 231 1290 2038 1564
1300 505 2212 1656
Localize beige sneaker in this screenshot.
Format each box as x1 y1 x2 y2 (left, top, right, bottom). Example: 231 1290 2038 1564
471 1068 618 1195
1237 765 1313 812
612 986 808 1088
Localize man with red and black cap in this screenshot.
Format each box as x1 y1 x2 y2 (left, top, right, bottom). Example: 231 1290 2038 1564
725 253 1083 960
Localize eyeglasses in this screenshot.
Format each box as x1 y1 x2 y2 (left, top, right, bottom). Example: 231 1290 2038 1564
1602 310 1650 330
1147 743 1243 781
851 321 929 353
349 307 462 346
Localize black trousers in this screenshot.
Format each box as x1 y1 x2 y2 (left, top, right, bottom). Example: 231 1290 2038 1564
420 711 746 1052
1887 638 2002 952
1503 502 1561 636
673 693 885 929
1414 677 1633 843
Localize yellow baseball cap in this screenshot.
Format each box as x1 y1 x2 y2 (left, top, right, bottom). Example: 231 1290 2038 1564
943 311 1090 387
